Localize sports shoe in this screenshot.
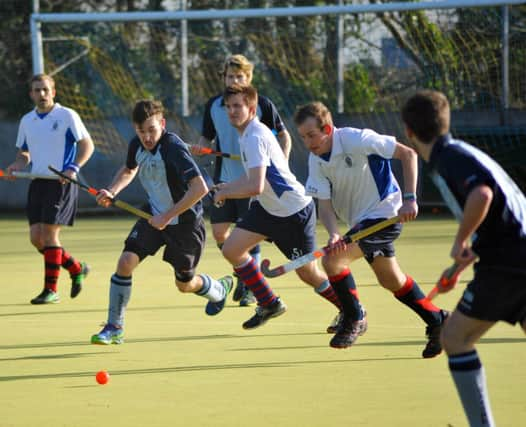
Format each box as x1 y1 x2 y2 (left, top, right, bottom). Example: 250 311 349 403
239 288 256 307
91 323 124 345
242 297 287 329
205 275 233 316
70 262 90 299
327 311 343 334
422 310 449 358
327 304 366 333
232 273 244 302
329 311 368 349
30 288 60 305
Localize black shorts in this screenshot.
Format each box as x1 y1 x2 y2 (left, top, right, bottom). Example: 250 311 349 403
210 197 251 224
457 264 526 325
237 200 316 260
27 179 78 226
124 217 206 278
344 218 402 263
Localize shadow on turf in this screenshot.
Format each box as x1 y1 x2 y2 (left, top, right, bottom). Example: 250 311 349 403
2 333 524 352
229 336 526 352
0 352 107 362
0 356 421 383
0 304 210 317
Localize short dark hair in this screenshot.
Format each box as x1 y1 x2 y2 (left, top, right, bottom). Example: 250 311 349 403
401 90 450 144
294 101 333 128
223 84 258 109
132 99 164 124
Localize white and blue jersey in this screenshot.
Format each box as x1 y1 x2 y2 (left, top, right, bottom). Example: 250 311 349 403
429 134 526 268
126 131 203 225
202 94 286 183
305 127 401 227
15 103 90 176
239 117 311 217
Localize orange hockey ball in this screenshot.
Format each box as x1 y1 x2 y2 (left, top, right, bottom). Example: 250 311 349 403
96 370 110 385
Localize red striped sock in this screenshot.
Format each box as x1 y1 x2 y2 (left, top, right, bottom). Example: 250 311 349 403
394 275 441 324
43 247 62 292
61 248 82 276
316 281 342 309
234 257 277 306
329 268 362 319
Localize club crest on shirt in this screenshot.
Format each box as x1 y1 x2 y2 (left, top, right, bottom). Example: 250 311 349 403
344 156 353 167
52 121 59 131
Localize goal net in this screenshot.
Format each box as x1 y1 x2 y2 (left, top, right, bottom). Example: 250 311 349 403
34 1 526 200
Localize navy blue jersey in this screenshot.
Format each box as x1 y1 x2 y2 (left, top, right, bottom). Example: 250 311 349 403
202 93 286 183
428 134 526 268
126 131 203 224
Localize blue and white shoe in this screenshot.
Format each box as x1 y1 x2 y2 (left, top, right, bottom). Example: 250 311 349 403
205 276 233 316
91 323 124 345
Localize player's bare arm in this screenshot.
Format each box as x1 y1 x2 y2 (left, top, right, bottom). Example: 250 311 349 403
213 165 265 206
6 149 31 176
393 142 419 222
278 129 292 160
63 136 95 180
96 166 137 206
451 184 493 263
150 175 208 230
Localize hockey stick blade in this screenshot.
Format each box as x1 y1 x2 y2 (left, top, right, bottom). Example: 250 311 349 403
261 216 400 278
426 255 476 300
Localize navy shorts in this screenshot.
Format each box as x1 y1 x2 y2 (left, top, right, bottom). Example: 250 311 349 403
124 217 206 281
237 200 317 260
210 197 251 224
344 218 402 263
27 179 78 226
457 264 526 325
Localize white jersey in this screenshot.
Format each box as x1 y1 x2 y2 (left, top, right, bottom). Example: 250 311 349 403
305 127 401 227
15 103 91 177
239 117 311 217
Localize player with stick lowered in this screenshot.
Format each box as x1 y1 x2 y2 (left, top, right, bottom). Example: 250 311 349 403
90 99 232 345
213 84 346 333
5 73 94 304
294 101 448 354
402 90 526 426
192 54 292 307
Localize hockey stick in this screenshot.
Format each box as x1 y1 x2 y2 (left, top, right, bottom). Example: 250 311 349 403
48 166 152 220
0 169 59 180
261 216 400 278
186 144 241 160
426 255 476 300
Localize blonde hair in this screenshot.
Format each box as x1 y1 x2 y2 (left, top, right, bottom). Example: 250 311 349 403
30 73 55 89
222 54 254 83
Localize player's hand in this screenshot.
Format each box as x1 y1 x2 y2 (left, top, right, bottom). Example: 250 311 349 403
398 200 418 222
326 233 347 255
4 165 20 181
213 190 226 208
450 242 476 266
59 168 77 184
96 189 114 208
190 144 206 156
149 214 169 231
213 183 227 207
